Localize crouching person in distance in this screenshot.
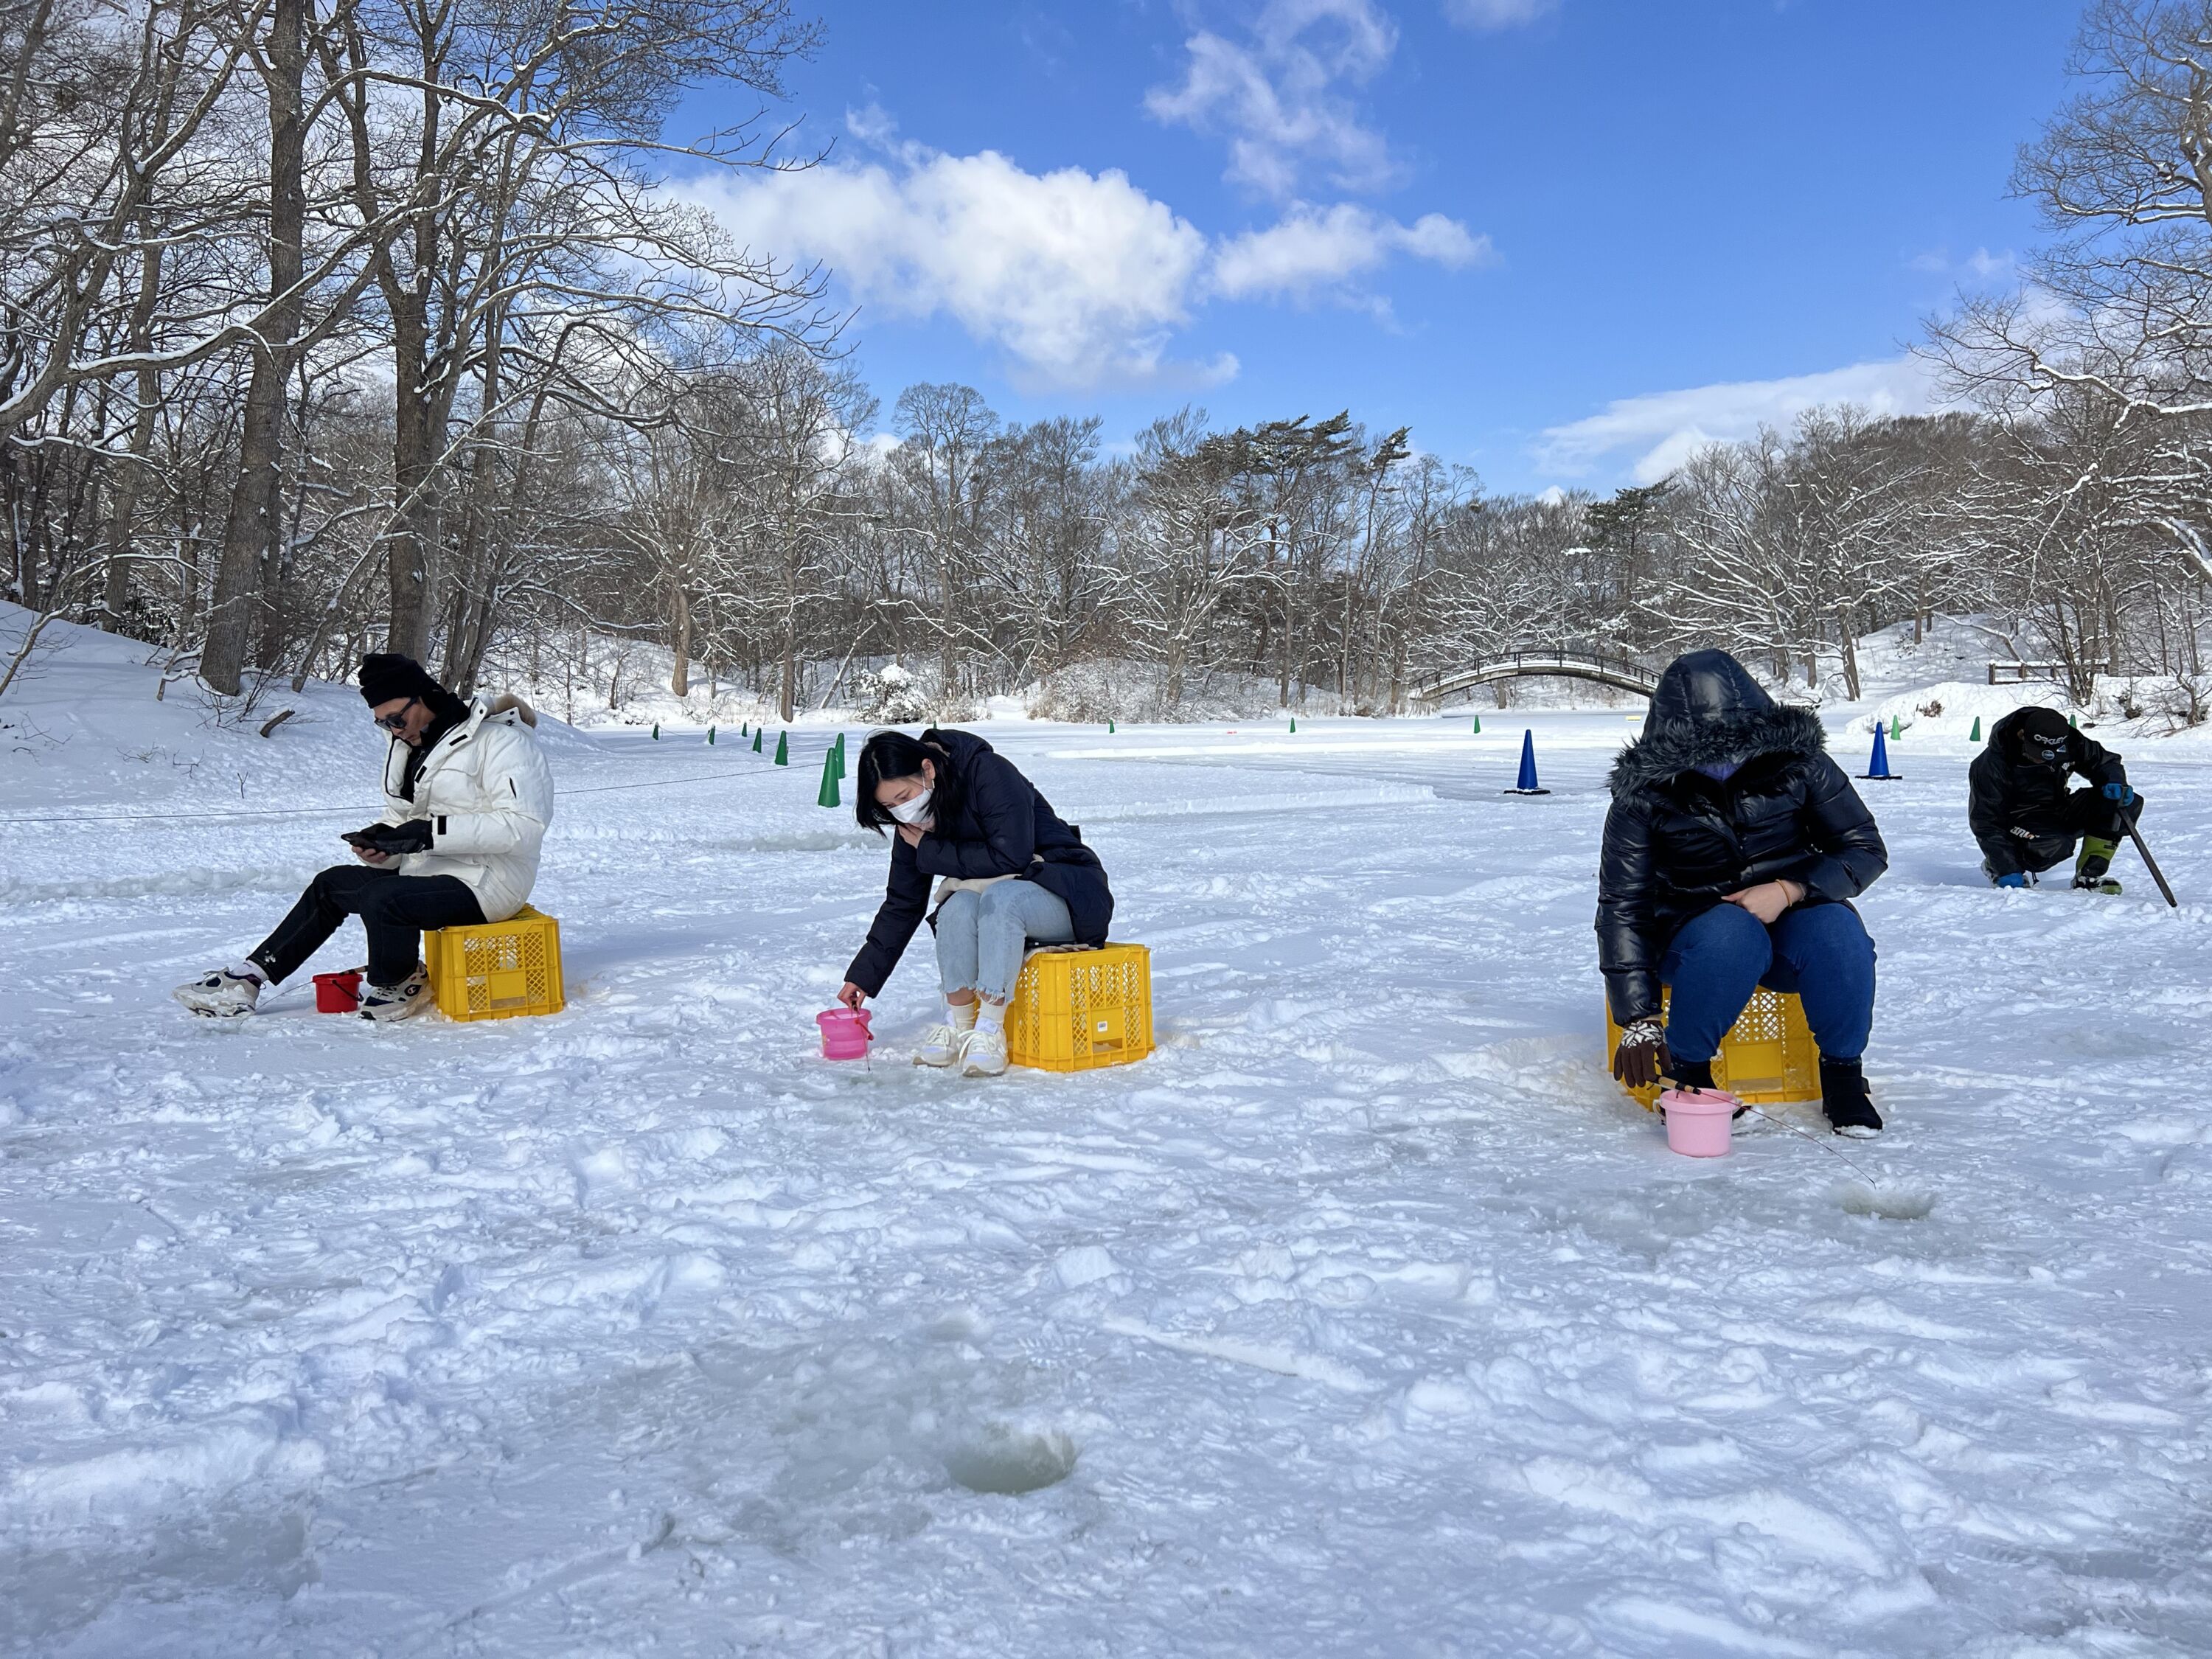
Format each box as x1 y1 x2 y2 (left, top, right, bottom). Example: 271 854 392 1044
1969 706 2140 895
174 653 554 1022
1597 649 1889 1136
837 728 1113 1077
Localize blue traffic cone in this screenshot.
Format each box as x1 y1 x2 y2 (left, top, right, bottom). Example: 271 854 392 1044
1860 724 1899 780
1504 728 1551 796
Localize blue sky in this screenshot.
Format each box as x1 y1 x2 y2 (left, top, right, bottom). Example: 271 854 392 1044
681 1 2083 494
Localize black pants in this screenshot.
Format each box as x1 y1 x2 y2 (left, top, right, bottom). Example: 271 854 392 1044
251 863 484 986
2010 788 2145 874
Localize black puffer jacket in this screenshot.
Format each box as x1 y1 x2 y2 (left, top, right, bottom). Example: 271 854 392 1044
1966 709 2126 877
844 728 1113 997
1596 650 1888 1025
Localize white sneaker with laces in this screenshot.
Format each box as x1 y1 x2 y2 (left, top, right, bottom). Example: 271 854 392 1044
914 1022 964 1067
359 969 433 1023
173 967 262 1018
959 1026 1009 1077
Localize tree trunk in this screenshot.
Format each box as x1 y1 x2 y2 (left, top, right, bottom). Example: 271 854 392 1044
387 294 438 660
670 583 692 696
201 0 307 695
100 224 166 631
779 605 797 722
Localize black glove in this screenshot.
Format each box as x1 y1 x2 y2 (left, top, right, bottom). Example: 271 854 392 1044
1613 1018 1672 1090
362 819 434 855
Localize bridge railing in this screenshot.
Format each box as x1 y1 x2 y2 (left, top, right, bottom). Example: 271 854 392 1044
1411 648 1663 697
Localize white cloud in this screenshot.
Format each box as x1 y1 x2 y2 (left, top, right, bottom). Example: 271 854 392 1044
1536 357 1944 484
1147 0 1404 198
1444 0 1559 28
693 124 1494 389
1212 203 1492 300
696 147 1219 389
1911 245 2015 283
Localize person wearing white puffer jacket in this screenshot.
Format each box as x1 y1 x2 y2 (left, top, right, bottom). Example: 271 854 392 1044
173 653 554 1022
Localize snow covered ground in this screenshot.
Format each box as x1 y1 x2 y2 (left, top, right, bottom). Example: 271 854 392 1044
4 616 2212 1657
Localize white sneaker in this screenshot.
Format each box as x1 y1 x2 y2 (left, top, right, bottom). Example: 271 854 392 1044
173 968 262 1018
914 1022 965 1067
359 969 433 1023
959 1026 1009 1077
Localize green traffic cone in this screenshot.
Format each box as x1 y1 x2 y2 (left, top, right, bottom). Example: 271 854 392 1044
651 723 659 740
707 725 716 745
751 727 762 753
1969 716 1980 742
1889 716 1902 740
1108 720 1116 734
817 747 840 807
1472 715 1481 734
741 721 748 737
1289 717 1297 734
2070 712 2079 728
773 731 788 766
835 732 848 777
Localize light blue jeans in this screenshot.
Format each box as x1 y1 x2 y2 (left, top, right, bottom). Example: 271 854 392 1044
936 880 1075 1001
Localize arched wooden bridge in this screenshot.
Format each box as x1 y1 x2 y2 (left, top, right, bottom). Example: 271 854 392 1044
1411 650 1663 706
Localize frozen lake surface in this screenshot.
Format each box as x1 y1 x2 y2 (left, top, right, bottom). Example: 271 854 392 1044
3 629 2210 1656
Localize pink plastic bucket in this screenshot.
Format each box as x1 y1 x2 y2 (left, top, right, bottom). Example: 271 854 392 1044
816 1006 873 1060
1660 1088 1737 1158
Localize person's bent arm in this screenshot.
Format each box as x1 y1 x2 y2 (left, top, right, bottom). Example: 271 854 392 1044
1596 799 1662 1026
843 838 931 1001
1966 752 2022 874
913 754 1037 880
425 728 554 856
1795 754 1888 900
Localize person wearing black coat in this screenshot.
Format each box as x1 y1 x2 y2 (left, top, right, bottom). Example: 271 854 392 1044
1967 706 2140 894
837 727 1113 1077
1596 650 1889 1135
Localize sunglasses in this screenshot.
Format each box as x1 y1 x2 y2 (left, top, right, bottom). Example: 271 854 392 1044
374 697 418 733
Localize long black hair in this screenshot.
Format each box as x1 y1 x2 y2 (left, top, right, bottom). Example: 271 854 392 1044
853 729 959 834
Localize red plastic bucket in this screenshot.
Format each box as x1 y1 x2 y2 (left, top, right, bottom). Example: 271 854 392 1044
313 970 361 1013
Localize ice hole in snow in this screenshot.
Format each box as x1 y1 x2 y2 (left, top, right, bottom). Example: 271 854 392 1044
1837 1181 1937 1220
944 1427 1078 1495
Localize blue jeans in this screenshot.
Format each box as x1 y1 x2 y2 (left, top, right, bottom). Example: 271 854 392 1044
1659 902 1876 1063
935 880 1076 1001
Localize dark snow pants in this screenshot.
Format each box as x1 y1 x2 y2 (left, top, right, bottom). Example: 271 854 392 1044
1659 901 1876 1065
2006 788 2144 875
251 863 484 987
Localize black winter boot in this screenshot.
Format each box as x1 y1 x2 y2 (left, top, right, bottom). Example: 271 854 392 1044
1820 1059 1882 1138
1671 1056 1716 1091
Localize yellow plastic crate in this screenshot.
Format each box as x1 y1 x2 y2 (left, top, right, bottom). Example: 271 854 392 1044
1006 943 1153 1072
1605 984 1820 1110
427 904 566 1021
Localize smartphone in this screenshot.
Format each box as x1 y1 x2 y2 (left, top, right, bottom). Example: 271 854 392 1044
341 830 380 849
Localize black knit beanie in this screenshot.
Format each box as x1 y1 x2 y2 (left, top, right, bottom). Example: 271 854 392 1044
358 653 441 707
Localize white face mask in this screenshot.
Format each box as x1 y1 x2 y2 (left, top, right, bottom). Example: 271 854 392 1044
888 787 933 826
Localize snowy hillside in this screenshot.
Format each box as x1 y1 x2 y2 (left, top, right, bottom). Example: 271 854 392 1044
3 611 2211 1656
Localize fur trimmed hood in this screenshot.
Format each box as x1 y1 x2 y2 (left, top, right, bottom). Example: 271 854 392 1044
1609 649 1828 801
